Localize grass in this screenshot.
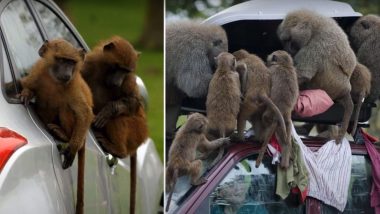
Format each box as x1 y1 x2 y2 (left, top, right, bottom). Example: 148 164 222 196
67 0 163 160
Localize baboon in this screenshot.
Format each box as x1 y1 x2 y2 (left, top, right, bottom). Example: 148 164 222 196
165 113 229 212
19 39 93 214
278 10 355 143
255 51 299 168
350 63 372 135
206 52 241 139
166 21 228 140
206 52 240 168
82 36 148 214
350 14 380 103
232 49 288 168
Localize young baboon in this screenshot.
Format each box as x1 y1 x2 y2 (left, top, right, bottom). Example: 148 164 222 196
206 52 241 139
19 39 93 214
166 21 228 140
255 50 299 168
278 9 355 143
232 49 286 150
165 113 229 212
82 36 148 214
350 14 380 103
350 63 372 135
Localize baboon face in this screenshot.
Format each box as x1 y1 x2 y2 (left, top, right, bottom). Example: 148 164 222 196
49 57 77 83
105 63 132 88
38 39 84 84
207 34 228 70
267 50 293 67
187 113 208 133
102 38 139 88
350 15 380 50
215 52 236 71
278 13 312 55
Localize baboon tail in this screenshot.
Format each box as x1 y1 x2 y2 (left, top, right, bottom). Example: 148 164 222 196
130 154 137 214
75 146 85 214
258 94 287 142
165 168 178 212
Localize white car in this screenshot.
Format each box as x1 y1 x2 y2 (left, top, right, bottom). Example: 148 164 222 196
0 0 163 213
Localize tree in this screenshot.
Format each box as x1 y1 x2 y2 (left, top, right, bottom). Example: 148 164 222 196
137 0 163 50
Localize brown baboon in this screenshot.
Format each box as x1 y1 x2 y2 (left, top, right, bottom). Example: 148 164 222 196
206 52 241 139
278 10 355 143
350 63 372 135
165 113 229 212
350 14 380 103
255 50 299 168
19 39 93 214
232 50 286 162
82 36 148 214
166 21 228 140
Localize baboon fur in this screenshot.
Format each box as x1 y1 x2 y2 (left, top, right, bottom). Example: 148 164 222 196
166 21 228 138
350 63 372 134
20 39 93 214
350 14 380 103
206 52 241 139
165 113 229 211
278 9 355 143
82 36 148 214
256 50 299 168
232 49 288 167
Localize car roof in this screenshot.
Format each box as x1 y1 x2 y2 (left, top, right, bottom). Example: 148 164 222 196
204 0 362 25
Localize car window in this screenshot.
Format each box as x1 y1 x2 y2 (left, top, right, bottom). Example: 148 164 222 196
321 155 373 214
0 0 43 78
33 1 79 47
196 155 305 214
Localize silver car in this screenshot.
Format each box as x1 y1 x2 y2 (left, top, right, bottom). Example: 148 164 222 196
0 0 163 213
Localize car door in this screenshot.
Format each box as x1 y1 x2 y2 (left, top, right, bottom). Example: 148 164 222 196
0 0 119 213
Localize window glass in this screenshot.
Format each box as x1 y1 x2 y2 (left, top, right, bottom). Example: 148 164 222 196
33 1 79 47
1 0 43 77
321 155 373 214
198 155 305 214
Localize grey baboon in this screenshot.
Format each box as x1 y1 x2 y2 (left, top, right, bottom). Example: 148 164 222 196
255 50 299 168
350 14 380 103
206 52 241 139
232 50 288 167
166 21 228 139
278 9 356 143
350 63 372 134
165 113 229 212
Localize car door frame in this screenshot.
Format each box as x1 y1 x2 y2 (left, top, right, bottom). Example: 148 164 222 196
176 141 375 214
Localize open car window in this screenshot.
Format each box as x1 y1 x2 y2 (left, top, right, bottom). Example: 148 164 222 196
196 154 305 214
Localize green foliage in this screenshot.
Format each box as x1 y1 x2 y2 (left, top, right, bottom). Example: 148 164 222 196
67 0 163 160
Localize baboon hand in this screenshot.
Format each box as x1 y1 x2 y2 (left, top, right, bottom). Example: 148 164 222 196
57 143 75 169
93 109 112 128
192 177 207 186
18 88 34 105
221 137 231 145
126 96 141 115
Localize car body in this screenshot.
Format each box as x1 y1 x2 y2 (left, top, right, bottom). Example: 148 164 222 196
169 0 376 213
0 0 163 213
170 138 375 214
